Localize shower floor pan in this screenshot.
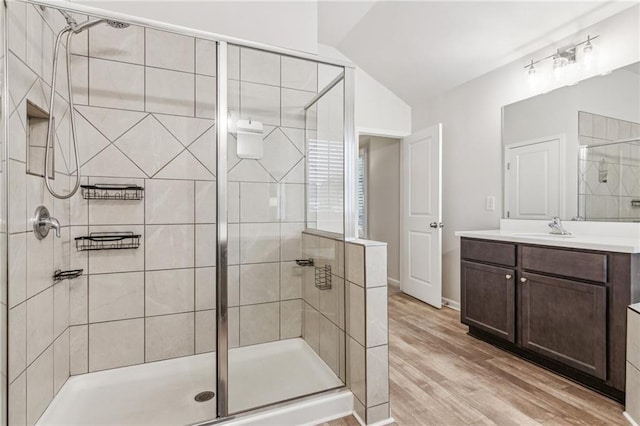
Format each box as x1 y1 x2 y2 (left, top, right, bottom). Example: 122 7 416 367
38 338 344 425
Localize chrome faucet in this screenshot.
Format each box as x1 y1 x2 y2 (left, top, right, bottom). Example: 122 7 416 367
548 217 571 235
32 206 61 239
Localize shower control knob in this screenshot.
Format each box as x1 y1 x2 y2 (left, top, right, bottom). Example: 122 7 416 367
32 206 61 240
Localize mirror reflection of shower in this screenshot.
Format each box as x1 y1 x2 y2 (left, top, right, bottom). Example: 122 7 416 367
44 9 131 199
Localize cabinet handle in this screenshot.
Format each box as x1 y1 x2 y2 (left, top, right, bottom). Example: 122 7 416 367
505 274 512 280
520 277 528 283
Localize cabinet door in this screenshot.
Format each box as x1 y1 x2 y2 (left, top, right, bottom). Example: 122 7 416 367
461 261 516 343
520 272 607 380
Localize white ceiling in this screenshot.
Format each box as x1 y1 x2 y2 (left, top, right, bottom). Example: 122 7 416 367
318 1 638 106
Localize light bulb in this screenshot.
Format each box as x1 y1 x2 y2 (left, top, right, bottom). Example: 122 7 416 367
553 56 564 81
527 61 537 89
583 39 594 70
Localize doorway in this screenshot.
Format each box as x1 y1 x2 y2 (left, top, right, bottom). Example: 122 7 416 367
357 136 401 289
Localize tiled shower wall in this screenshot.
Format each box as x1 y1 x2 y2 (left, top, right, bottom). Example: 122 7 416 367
225 45 325 347
579 111 640 220
64 17 220 376
7 3 74 425
62 22 325 373
301 233 391 425
301 232 346 380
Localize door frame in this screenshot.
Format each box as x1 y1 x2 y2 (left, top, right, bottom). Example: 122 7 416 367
503 133 567 220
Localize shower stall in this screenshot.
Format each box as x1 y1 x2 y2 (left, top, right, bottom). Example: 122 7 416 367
0 0 361 424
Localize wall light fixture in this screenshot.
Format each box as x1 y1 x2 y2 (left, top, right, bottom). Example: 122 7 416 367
525 35 599 85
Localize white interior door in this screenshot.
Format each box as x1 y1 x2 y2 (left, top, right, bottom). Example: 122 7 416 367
400 124 442 308
506 138 560 219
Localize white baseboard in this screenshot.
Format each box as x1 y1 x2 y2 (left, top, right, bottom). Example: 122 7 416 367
387 278 400 287
624 411 639 426
442 297 460 311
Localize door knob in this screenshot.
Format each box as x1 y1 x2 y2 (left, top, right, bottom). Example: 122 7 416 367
520 277 528 283
430 222 444 229
505 274 512 280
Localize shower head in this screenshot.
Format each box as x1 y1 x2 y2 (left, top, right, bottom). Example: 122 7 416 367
56 9 130 33
72 18 130 34
105 20 131 29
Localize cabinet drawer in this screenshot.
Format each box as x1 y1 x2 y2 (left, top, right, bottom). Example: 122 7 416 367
521 246 607 283
461 238 516 267
520 272 607 380
461 261 516 343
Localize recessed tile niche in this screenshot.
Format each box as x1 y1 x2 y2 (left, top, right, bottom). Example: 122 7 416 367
26 100 54 179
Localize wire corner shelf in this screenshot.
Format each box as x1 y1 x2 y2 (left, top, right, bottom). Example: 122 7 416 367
75 232 141 252
53 269 84 282
81 184 144 201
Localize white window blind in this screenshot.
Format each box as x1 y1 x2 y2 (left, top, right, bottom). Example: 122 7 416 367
357 148 368 239
307 137 344 233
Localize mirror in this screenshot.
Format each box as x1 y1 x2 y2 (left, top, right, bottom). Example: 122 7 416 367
502 62 640 221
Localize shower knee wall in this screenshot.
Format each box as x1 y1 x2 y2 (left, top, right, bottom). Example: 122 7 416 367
5 2 332 424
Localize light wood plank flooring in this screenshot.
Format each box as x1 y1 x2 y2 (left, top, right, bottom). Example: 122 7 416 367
327 289 626 425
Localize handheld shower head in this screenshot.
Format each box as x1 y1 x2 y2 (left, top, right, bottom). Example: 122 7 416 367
72 18 130 34
106 20 131 29
55 9 130 33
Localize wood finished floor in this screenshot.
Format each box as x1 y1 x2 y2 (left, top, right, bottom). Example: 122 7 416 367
325 289 626 426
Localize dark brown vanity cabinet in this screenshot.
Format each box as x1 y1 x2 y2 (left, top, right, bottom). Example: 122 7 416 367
461 261 516 343
460 237 640 401
520 272 607 380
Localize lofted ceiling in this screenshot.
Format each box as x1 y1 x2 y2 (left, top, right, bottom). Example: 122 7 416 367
318 1 638 106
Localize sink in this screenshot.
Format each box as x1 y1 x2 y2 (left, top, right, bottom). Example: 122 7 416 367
511 232 576 239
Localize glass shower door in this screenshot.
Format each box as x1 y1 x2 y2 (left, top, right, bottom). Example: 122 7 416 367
220 43 346 416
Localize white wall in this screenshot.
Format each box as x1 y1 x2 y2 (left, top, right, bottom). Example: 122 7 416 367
360 136 401 283
318 44 412 137
412 5 640 304
70 0 318 53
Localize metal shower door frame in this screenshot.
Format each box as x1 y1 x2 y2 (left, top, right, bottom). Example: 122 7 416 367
215 41 229 419
302 68 357 241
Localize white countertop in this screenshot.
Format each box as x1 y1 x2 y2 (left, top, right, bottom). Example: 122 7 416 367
455 229 640 253
631 303 640 315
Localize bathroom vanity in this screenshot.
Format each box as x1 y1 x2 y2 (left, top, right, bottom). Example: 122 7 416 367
456 226 640 402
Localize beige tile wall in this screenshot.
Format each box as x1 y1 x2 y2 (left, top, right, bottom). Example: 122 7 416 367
64 21 217 376
6 3 77 424
346 240 390 425
63 25 321 374
301 233 391 425
7 3 74 424
227 45 320 349
301 232 346 380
